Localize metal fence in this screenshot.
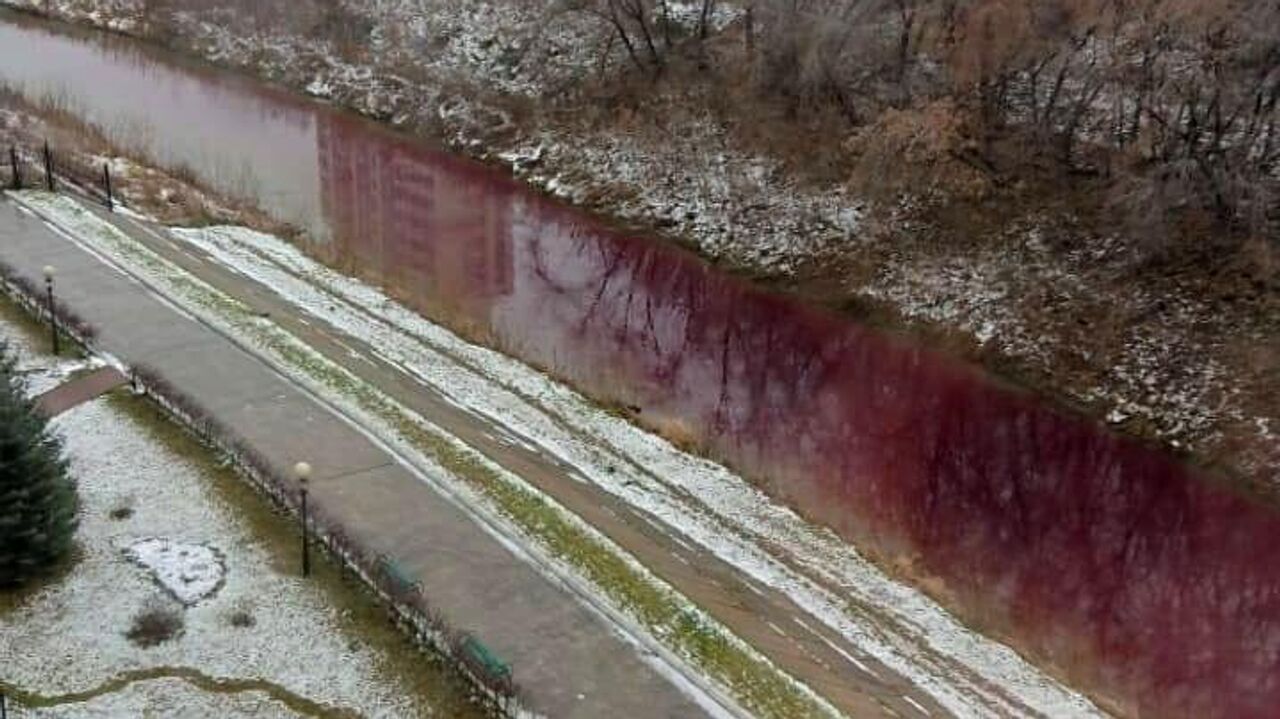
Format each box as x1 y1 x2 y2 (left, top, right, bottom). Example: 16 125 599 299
5 140 115 212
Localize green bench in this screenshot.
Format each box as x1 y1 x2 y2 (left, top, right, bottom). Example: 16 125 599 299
459 633 513 690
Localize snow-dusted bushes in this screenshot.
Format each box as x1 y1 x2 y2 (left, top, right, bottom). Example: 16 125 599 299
124 597 186 647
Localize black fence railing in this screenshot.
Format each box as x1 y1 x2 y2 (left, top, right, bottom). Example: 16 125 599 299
5 140 115 212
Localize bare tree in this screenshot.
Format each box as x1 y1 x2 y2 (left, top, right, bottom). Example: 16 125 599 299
568 0 668 75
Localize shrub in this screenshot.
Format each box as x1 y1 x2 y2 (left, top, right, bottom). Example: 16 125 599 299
126 598 185 647
228 609 256 628
846 97 992 201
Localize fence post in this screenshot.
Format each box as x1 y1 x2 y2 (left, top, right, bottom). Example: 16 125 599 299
43 140 54 192
103 162 114 211
8 146 18 190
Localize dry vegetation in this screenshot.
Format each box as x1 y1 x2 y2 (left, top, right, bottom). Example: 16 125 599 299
0 83 302 234
2 0 1277 484
579 0 1279 257
125 598 185 648
15 1 1280 251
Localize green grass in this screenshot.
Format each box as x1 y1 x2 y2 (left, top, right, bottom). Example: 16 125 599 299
413 428 827 719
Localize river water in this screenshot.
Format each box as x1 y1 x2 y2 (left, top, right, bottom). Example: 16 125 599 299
2 11 1278 718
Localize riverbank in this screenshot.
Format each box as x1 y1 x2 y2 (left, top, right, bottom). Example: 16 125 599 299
0 0 1272 490
0 85 929 719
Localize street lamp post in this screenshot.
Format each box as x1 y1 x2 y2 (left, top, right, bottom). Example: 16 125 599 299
295 461 312 578
43 265 58 355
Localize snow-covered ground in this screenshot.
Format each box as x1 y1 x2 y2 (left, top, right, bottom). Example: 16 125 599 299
11 346 103 396
0 313 477 717
8 190 838 719
0 300 105 395
861 224 1272 461
124 537 227 607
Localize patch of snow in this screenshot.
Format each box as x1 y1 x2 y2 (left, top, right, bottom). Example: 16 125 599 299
903 694 933 716
21 356 108 397
861 217 1273 477
305 75 334 99
123 537 226 607
0 311 105 397
662 1 744 32
521 129 863 272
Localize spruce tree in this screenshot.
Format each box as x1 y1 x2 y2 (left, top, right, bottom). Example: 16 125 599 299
0 341 78 587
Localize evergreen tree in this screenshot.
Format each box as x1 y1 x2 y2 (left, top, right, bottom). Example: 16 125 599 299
0 341 77 587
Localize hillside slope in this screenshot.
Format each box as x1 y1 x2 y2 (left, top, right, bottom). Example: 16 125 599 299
5 0 1276 487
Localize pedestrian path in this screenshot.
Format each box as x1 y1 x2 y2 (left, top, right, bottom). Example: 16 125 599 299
34 365 128 417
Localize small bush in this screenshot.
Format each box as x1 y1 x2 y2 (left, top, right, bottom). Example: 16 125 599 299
228 607 256 628
126 599 185 647
846 98 991 202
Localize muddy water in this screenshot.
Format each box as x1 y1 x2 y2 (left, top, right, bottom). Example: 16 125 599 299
3 12 1279 718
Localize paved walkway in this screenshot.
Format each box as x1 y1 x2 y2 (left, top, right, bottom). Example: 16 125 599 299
34 366 128 417
0 197 717 719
